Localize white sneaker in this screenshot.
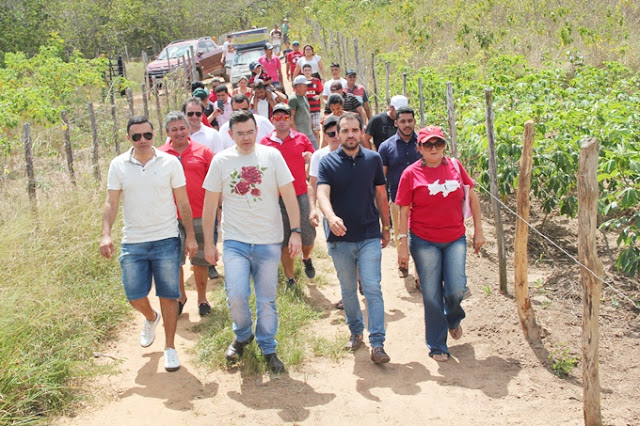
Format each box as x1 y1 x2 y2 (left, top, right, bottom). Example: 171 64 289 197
164 348 181 372
139 311 161 347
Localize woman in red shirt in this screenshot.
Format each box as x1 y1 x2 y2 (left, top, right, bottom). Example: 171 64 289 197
395 126 485 362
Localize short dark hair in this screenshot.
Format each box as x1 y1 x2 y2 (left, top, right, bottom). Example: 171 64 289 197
330 62 340 68
127 115 153 134
228 110 257 131
330 82 343 91
323 116 339 133
302 64 312 70
395 106 415 118
327 94 344 106
215 84 228 94
191 81 205 92
231 94 250 106
182 97 204 112
337 112 363 132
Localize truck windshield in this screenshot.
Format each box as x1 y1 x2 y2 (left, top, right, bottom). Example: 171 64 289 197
157 45 193 60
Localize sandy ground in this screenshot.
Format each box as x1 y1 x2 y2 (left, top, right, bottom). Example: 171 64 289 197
56 214 640 425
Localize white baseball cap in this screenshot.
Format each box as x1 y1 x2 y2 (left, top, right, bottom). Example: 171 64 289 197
293 75 310 86
390 95 408 109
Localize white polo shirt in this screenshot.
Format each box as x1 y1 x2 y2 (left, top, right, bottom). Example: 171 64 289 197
190 124 221 154
107 148 186 244
217 114 275 152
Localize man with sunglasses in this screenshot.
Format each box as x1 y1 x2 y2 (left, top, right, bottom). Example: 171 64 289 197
217 94 275 152
159 111 215 317
261 103 317 288
377 106 422 281
100 116 198 372
182 97 222 154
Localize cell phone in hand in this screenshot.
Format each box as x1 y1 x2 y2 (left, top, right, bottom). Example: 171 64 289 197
217 99 224 110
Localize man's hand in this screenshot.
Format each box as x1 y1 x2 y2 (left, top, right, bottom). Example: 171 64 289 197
303 151 312 163
397 240 409 270
381 229 390 248
328 216 347 236
288 233 302 258
473 231 486 254
204 244 219 265
309 208 320 227
185 235 198 259
99 235 114 259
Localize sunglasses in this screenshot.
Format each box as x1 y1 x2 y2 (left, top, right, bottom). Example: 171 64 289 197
186 111 202 117
325 131 337 138
272 115 290 121
419 139 446 149
130 132 153 142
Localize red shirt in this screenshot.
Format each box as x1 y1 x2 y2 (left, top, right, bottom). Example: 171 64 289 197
158 138 213 218
287 50 303 75
395 157 474 243
305 77 323 113
260 130 314 196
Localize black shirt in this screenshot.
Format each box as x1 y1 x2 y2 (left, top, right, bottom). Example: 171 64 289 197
365 112 397 150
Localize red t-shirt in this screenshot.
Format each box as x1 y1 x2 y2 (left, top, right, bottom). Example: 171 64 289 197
158 138 213 218
395 157 474 243
305 78 323 113
260 130 314 196
287 50 303 75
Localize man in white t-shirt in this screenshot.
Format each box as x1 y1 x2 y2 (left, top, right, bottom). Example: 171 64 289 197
322 62 348 101
182 97 222 153
99 116 198 373
216 94 275 152
202 110 301 373
270 24 283 56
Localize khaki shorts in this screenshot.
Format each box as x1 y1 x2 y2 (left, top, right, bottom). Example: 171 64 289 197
178 218 210 267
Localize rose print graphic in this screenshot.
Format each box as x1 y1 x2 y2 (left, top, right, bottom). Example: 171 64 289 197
229 165 267 201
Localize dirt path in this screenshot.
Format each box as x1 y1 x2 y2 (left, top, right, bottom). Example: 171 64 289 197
58 62 639 425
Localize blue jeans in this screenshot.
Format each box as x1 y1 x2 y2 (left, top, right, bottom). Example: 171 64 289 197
119 237 181 301
222 240 281 355
410 232 467 356
327 238 386 347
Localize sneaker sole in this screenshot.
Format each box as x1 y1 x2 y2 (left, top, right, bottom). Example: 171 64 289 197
165 365 181 372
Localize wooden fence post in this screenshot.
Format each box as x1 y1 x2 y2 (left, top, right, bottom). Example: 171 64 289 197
141 83 149 118
61 110 76 187
485 88 508 294
153 77 164 141
126 87 134 116
578 137 603 426
446 82 457 157
402 73 407 98
189 46 197 81
354 38 361 78
418 78 425 127
124 45 130 63
109 89 120 154
385 62 390 105
88 102 100 183
164 76 171 114
371 53 379 114
514 121 541 342
23 123 37 212
343 34 350 69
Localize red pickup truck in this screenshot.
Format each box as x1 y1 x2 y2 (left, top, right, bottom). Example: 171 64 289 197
146 37 225 82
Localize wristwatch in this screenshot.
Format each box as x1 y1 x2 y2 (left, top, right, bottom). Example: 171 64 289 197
397 233 408 239
382 226 390 231
291 227 302 234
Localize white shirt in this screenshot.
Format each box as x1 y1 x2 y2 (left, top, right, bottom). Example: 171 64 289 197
190 124 222 154
216 99 233 127
203 144 293 244
323 77 348 97
254 92 278 120
309 146 332 178
217 114 274 152
107 148 185 243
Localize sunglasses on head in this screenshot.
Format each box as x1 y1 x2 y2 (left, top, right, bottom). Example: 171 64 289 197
186 111 202 117
419 139 445 149
130 132 153 142
272 115 289 121
325 131 337 138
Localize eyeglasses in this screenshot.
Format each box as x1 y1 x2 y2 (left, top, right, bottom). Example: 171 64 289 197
130 132 153 142
419 139 446 149
272 115 289 121
325 131 337 138
186 111 203 117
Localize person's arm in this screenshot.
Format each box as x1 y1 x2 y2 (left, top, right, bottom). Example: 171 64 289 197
202 189 221 265
374 183 391 248
317 183 346 237
290 107 298 131
174 186 198 258
469 188 485 254
356 105 368 127
383 165 388 177
362 132 374 150
317 59 326 81
279 182 302 258
308 177 319 227
363 101 372 120
277 59 284 84
274 90 288 103
99 189 121 259
397 205 410 270
292 63 301 79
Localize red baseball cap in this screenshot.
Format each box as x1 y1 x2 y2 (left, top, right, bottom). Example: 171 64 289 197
417 126 446 143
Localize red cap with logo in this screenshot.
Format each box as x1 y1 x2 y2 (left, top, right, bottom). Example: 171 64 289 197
417 126 446 144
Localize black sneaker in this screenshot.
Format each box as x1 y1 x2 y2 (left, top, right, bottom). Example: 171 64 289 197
208 265 220 279
265 353 285 373
302 258 316 278
224 335 254 362
286 277 296 290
